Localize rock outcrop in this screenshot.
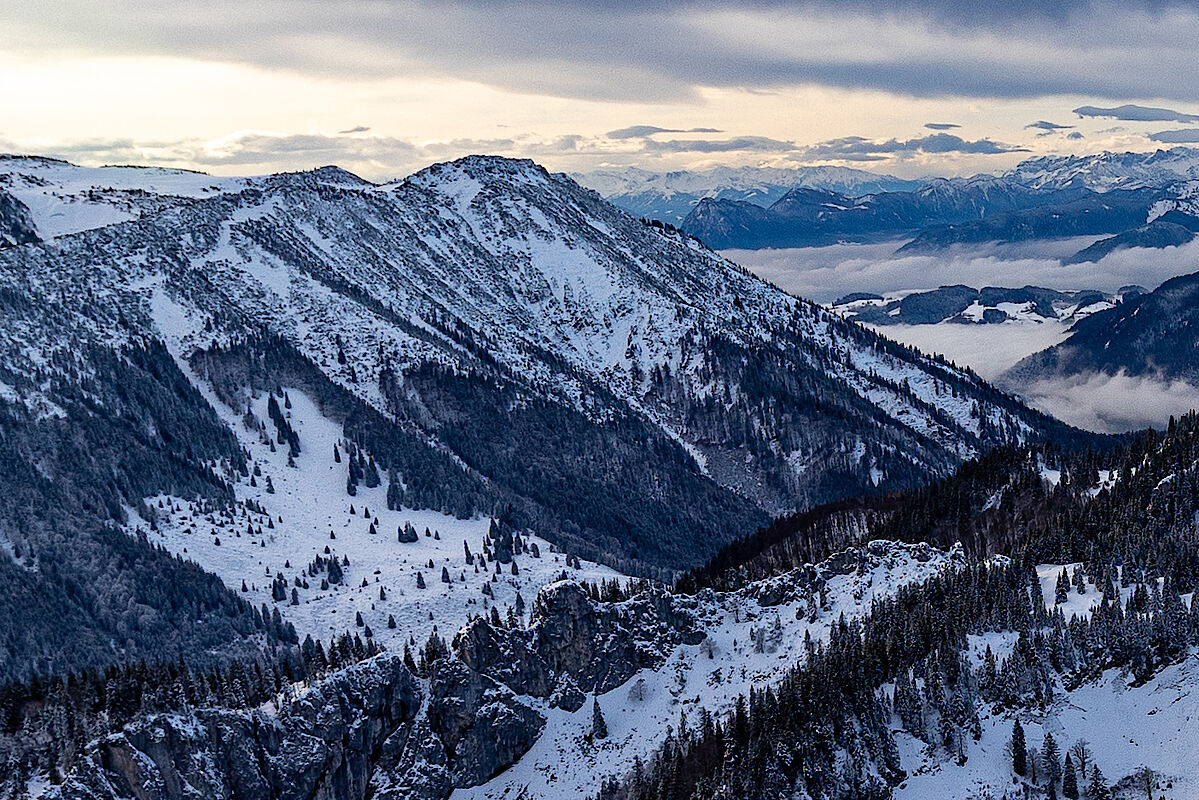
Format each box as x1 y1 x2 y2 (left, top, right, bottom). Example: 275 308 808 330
371 658 544 800
426 658 544 786
0 190 38 248
453 581 704 698
52 654 421 800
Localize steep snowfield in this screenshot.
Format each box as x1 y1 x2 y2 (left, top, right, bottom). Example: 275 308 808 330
0 155 253 238
130 385 622 653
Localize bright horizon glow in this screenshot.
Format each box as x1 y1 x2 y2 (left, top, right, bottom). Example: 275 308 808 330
3 2 1199 180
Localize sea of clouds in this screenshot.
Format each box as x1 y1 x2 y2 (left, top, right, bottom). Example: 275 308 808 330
727 238 1199 432
724 236 1199 303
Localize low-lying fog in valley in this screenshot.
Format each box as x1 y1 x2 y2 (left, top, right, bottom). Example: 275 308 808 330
729 238 1199 433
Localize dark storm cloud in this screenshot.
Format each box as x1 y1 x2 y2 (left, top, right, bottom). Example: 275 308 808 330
198 132 418 166
451 0 1188 25
924 123 961 130
8 1 1199 103
1073 104 1199 123
606 125 722 139
1148 129 1199 143
643 136 798 153
804 133 1028 161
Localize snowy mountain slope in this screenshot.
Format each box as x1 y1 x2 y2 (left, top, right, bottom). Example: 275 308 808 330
0 154 256 240
0 153 1089 575
9 354 1197 800
1007 147 1199 191
594 408 1199 800
576 164 919 224
458 540 964 800
123 383 968 800
103 356 970 800
1006 269 1199 384
896 566 1199 800
897 654 1199 800
130 382 624 656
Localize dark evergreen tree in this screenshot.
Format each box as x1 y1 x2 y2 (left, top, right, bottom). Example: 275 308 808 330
1042 732 1061 787
1011 719 1027 776
592 697 608 740
1056 569 1070 604
1063 753 1078 799
1089 765 1111 800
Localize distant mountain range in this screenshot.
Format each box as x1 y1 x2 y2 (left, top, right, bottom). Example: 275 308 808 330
582 149 1199 256
1006 147 1199 191
684 176 1085 249
574 164 920 225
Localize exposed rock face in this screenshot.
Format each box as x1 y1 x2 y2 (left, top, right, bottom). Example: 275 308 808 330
426 659 545 787
40 580 697 800
370 658 545 800
453 581 704 698
374 719 452 800
548 674 586 712
0 190 38 248
53 654 421 800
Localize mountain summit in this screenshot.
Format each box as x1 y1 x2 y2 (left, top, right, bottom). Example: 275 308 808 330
0 154 1091 581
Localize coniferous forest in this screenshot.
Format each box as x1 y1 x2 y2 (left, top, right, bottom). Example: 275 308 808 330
597 415 1199 800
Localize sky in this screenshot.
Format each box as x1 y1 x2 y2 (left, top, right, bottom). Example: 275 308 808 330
5 0 1199 180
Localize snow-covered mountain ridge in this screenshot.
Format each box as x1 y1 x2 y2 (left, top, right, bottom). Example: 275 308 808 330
0 153 1087 575
1006 147 1199 191
577 164 920 224
830 284 1129 328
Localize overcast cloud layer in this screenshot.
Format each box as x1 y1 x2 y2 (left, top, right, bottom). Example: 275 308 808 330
1073 104 1199 123
8 1 1199 104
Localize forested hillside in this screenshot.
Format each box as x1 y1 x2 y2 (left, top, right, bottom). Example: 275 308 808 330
601 415 1199 800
